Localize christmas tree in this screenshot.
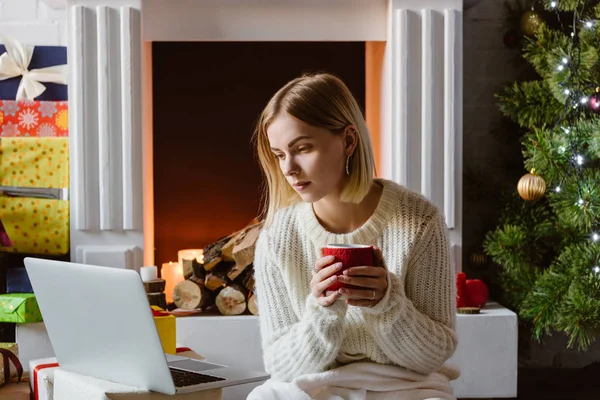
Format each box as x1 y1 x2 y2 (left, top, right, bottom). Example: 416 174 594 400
484 0 600 350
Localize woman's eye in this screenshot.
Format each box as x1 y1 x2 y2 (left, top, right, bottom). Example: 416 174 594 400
297 146 311 153
274 153 285 160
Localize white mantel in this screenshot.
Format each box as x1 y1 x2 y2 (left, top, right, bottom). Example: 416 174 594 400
67 0 463 270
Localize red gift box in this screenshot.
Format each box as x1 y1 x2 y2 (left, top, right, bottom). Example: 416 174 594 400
0 100 68 137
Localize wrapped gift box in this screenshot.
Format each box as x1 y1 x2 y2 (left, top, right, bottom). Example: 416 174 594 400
0 342 22 385
31 349 215 400
152 307 176 355
0 45 67 101
0 293 43 323
54 369 222 400
0 137 70 255
6 267 34 294
0 100 69 137
0 137 69 188
29 357 59 400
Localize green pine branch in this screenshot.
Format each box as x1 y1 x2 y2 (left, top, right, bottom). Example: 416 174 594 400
497 80 565 128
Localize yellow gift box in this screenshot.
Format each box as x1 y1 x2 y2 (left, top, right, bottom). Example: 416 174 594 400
0 137 70 255
151 306 176 355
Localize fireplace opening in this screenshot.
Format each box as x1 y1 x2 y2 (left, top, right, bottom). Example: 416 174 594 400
151 41 370 266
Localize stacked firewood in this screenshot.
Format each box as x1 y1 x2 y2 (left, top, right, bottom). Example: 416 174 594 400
172 219 263 316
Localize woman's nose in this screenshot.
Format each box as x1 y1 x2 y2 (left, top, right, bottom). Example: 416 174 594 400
282 157 299 176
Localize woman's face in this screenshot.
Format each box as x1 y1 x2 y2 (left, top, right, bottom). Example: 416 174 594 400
267 113 347 203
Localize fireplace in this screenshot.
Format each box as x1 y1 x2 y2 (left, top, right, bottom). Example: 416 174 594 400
66 0 463 271
152 41 367 265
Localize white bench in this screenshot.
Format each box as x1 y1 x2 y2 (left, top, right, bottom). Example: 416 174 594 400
17 302 517 399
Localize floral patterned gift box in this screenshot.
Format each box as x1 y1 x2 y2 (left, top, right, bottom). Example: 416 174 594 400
0 100 68 138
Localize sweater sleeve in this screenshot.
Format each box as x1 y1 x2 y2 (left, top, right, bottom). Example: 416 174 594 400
254 229 348 382
361 213 457 375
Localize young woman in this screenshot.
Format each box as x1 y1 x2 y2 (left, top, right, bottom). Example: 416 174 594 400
248 73 459 400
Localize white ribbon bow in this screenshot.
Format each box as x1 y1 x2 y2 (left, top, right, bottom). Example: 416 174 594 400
0 35 68 101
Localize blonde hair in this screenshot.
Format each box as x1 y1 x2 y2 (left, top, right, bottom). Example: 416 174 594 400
253 72 376 226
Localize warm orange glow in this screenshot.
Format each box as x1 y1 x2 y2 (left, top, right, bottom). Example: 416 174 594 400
162 261 184 304
142 41 154 266
366 41 385 178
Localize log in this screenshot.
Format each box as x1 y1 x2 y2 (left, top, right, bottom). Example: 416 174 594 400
235 266 255 292
247 292 258 315
173 279 215 311
231 221 263 278
191 259 205 280
203 235 233 271
215 283 248 315
204 261 233 291
181 259 194 279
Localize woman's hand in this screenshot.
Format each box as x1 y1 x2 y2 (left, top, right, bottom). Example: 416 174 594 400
310 254 344 307
336 248 388 307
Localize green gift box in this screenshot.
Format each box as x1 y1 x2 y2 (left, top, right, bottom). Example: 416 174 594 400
0 293 43 323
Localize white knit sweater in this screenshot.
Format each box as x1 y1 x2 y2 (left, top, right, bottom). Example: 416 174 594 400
253 179 458 383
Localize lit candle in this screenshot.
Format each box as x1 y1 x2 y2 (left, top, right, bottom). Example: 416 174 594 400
178 249 204 277
161 262 184 303
140 265 158 282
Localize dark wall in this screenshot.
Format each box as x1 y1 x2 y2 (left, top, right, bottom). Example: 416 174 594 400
152 42 365 266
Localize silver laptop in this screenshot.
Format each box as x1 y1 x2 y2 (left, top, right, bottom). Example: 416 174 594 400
24 257 270 395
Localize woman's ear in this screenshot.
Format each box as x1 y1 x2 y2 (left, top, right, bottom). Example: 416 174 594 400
343 125 358 156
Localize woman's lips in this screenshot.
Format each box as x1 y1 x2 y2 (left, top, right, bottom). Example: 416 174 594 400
293 181 311 191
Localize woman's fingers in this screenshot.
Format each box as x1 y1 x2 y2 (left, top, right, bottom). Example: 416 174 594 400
317 290 342 307
312 273 339 298
342 266 386 277
313 255 335 273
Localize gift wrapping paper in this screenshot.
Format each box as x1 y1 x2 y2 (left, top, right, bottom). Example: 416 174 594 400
0 294 43 324
0 101 68 138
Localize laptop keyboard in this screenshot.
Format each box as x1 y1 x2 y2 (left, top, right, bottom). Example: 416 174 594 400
169 367 226 387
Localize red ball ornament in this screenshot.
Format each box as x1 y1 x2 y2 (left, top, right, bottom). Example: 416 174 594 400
589 94 600 112
466 279 489 308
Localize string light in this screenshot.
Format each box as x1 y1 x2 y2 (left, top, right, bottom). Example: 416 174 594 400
594 266 600 274
547 2 600 248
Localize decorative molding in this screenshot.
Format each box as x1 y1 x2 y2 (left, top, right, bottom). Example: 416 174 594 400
420 9 434 200
444 9 459 229
75 244 142 270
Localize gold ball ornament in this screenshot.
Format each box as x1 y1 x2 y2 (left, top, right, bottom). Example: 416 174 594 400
520 10 543 36
517 169 546 201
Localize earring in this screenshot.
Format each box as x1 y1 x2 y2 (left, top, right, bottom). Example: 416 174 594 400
345 155 351 175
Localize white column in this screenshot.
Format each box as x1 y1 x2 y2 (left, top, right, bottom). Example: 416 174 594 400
68 0 143 269
383 0 463 266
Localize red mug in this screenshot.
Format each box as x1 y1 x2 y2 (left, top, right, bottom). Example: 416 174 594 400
322 244 374 295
